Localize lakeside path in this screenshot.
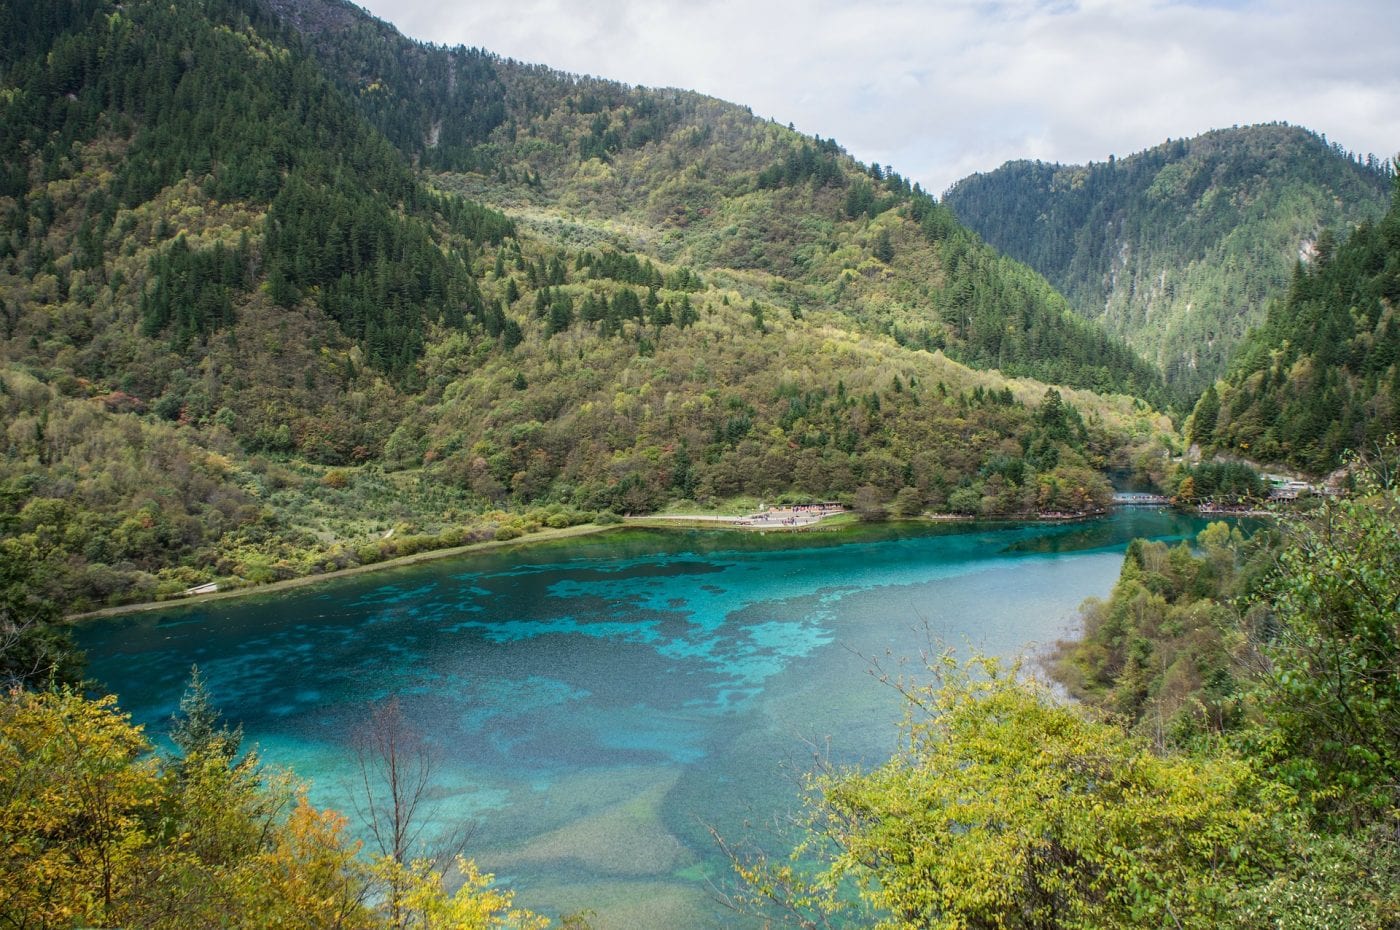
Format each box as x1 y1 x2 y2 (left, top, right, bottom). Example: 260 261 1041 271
66 522 621 624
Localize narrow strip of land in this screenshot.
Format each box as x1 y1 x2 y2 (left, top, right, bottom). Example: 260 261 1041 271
71 498 1264 625
70 509 858 623
66 522 620 624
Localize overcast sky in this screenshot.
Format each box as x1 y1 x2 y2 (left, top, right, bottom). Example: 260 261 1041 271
357 0 1400 194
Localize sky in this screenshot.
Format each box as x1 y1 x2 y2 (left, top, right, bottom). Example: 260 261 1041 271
356 0 1400 194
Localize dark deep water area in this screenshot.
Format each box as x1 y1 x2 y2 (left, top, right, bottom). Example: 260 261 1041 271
77 511 1232 928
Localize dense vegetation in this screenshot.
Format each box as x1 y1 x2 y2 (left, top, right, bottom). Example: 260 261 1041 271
0 0 512 378
7 459 1398 930
5 0 1399 927
1168 460 1271 504
944 125 1393 403
259 0 512 171
0 678 551 929
1188 174 1400 473
269 0 1166 400
1053 521 1276 742
0 0 1175 611
0 543 83 692
728 452 1400 928
1058 453 1400 829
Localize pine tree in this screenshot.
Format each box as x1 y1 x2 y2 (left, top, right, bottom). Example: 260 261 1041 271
170 665 242 763
873 228 894 263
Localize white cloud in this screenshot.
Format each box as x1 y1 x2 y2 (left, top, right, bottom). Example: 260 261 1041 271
357 0 1400 192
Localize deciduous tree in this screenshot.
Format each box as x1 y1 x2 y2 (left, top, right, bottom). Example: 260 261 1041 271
724 657 1288 930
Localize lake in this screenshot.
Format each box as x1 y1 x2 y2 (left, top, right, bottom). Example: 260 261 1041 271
76 510 1226 929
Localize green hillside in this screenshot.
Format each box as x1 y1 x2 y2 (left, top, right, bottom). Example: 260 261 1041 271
944 124 1392 402
1187 174 1400 473
268 0 1164 400
0 0 1172 610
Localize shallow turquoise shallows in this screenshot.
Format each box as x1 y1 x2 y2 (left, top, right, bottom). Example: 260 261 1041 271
76 511 1229 929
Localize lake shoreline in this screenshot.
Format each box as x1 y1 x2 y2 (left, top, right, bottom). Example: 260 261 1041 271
623 508 854 530
65 522 624 624
64 512 865 624
73 509 1211 930
64 504 1166 624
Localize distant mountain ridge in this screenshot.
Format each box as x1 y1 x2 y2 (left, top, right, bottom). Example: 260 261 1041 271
1187 175 1400 474
943 124 1393 403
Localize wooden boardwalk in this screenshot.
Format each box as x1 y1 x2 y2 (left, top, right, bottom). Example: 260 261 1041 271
1112 492 1170 507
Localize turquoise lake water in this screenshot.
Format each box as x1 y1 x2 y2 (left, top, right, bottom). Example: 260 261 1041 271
76 511 1226 928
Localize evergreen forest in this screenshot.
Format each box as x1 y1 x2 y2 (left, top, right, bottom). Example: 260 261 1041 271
944 124 1392 403
1188 177 1400 472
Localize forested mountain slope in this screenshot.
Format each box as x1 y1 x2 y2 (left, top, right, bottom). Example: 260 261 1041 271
1187 175 1400 473
0 0 1171 610
266 0 1164 400
944 125 1392 402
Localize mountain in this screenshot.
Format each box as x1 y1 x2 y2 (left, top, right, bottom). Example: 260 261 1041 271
1186 175 1400 474
263 0 1165 399
943 124 1393 403
0 0 1171 610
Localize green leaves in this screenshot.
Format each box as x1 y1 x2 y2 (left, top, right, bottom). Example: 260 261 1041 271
1193 173 1400 470
169 664 243 763
1251 451 1400 820
731 656 1289 930
0 685 547 930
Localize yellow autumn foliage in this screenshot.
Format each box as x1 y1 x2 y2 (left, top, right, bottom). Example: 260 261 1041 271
0 687 548 930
